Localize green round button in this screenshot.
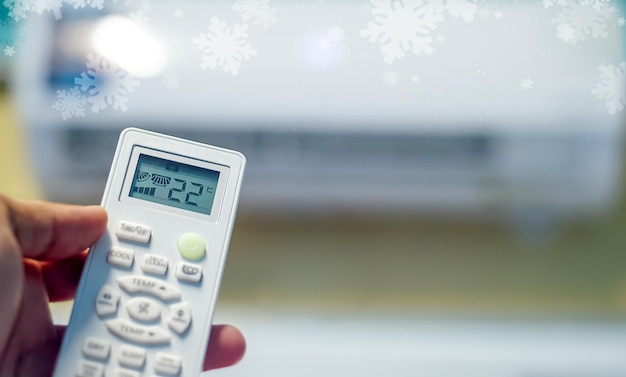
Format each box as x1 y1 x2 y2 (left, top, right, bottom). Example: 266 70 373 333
177 233 206 260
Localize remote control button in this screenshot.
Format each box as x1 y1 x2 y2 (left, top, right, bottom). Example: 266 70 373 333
177 233 206 260
175 262 203 283
117 276 182 301
118 345 147 369
112 368 141 377
75 360 104 377
153 353 182 376
116 221 152 244
82 337 111 360
167 302 192 334
105 318 171 345
95 285 121 316
127 297 161 322
107 247 135 268
141 254 169 275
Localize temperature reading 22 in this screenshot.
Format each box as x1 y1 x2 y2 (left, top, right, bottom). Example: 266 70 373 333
167 179 205 206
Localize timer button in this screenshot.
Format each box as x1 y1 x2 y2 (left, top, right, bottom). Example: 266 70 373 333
177 233 206 260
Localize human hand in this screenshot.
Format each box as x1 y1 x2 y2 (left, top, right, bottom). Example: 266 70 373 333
0 195 245 376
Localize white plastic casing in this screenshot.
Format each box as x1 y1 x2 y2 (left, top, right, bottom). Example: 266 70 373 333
53 128 246 377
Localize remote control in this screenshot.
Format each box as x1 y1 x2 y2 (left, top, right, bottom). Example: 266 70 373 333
53 128 246 377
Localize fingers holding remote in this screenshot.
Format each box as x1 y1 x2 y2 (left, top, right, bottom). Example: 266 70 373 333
203 324 246 370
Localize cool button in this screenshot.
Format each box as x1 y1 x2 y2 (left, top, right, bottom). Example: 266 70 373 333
177 233 206 260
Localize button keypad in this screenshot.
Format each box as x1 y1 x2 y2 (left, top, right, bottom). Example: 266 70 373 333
153 353 182 376
112 368 140 377
175 262 203 283
95 285 121 317
107 247 135 268
82 337 111 360
117 276 182 301
76 360 104 377
116 221 152 244
86 219 209 376
141 254 169 275
127 297 161 322
167 302 192 334
105 318 171 345
118 345 146 369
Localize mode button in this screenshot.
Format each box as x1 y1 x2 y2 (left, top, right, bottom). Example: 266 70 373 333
116 221 151 244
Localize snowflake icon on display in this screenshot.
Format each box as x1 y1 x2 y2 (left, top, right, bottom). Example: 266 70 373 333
233 0 278 29
618 17 625 27
174 8 183 18
74 52 141 113
520 78 534 90
192 18 257 76
591 62 625 114
52 88 87 120
551 0 617 44
361 0 444 64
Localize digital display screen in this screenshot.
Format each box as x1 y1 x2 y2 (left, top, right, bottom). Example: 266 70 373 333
129 154 220 215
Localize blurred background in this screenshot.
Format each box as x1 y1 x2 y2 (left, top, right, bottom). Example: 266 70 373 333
1 0 626 376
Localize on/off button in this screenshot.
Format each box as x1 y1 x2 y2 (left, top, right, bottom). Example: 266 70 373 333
116 221 151 244
177 233 206 260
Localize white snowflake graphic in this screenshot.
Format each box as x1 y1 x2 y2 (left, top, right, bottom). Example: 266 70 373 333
69 0 106 10
31 0 63 19
326 25 344 43
5 0 33 21
618 17 625 26
556 23 575 42
52 88 87 120
174 8 183 18
493 10 503 20
591 62 625 114
411 74 420 83
477 7 492 20
521 78 534 90
543 0 567 8
162 72 180 90
111 0 150 12
361 0 444 64
428 0 479 23
74 52 141 113
317 38 331 51
129 10 149 28
3 45 15 56
0 18 22 48
552 0 617 44
383 70 399 85
232 0 278 29
192 18 257 76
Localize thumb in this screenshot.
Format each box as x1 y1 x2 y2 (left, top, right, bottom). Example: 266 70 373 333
0 195 108 261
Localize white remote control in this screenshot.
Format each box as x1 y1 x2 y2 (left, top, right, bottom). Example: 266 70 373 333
53 128 246 377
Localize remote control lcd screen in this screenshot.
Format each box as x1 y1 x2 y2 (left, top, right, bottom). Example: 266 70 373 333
129 154 220 215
